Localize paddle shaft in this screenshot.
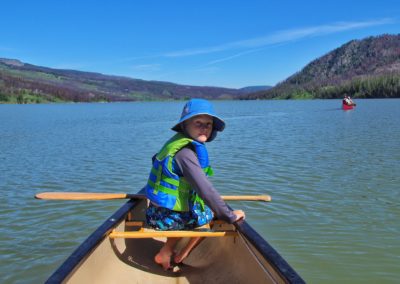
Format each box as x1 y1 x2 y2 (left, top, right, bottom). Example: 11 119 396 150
35 192 271 202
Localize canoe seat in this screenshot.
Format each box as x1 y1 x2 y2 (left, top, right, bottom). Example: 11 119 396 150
124 219 229 228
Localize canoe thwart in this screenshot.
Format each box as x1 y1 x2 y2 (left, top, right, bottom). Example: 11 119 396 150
125 221 145 227
109 229 238 239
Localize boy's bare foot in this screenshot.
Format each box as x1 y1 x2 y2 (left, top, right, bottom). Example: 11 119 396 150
154 247 173 270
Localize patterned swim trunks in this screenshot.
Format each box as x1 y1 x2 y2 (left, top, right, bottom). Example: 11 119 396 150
146 203 214 230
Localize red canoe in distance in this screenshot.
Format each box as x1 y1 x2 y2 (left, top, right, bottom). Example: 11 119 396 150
342 103 355 110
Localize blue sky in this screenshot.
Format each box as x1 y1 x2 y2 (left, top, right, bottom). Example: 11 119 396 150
1 0 399 88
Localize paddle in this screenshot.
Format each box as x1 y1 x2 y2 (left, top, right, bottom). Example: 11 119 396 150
34 192 271 202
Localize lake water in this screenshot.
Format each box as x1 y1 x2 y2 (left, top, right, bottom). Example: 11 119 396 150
0 99 399 283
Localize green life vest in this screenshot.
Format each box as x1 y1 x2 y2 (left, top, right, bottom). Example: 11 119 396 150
145 133 214 211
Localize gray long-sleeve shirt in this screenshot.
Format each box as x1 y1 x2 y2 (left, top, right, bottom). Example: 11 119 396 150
173 147 237 223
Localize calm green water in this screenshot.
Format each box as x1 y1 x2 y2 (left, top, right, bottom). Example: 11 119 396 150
0 99 399 283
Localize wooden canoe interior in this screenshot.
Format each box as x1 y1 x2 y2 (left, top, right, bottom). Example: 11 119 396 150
63 200 286 284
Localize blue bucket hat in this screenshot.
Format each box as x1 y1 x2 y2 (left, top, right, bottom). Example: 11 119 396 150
172 99 225 142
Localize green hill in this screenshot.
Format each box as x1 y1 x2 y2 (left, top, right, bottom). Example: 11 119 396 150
244 34 400 100
0 59 245 103
2 34 399 103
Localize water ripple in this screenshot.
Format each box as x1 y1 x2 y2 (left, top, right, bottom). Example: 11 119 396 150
1 100 399 283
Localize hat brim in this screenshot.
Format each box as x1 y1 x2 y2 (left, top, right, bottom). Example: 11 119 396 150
171 113 225 132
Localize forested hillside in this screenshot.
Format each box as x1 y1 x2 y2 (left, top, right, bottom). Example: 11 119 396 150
0 59 246 103
1 34 399 103
244 34 400 100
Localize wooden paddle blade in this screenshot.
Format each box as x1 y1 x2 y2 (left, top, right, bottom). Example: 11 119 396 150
34 192 143 200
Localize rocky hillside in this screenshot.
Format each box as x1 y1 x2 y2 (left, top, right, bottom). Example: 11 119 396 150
244 34 400 100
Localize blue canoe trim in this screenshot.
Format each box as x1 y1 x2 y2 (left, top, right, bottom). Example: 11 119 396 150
235 220 305 283
45 199 138 284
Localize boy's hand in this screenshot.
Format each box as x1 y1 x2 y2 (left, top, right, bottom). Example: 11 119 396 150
233 210 245 222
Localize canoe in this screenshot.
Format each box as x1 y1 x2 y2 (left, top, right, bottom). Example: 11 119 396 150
45 198 305 283
342 103 355 110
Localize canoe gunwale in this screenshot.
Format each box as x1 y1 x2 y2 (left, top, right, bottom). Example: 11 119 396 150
234 220 305 283
45 199 138 284
46 199 305 284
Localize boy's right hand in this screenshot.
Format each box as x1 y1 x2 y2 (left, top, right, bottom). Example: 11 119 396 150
233 210 245 222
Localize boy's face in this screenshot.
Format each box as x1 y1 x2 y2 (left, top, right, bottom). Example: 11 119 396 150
184 115 213 143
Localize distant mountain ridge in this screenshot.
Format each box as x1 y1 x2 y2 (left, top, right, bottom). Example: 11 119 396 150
244 34 400 100
1 33 399 103
0 58 252 103
239 85 272 92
